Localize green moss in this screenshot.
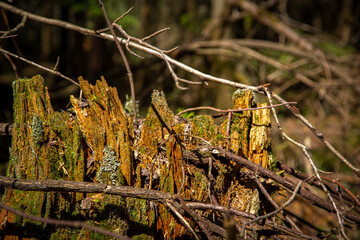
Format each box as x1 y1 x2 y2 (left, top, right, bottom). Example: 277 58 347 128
128 198 148 225
191 115 218 141
91 94 99 103
194 170 208 190
160 163 174 193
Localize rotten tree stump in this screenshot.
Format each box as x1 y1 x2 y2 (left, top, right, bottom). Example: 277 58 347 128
0 75 275 239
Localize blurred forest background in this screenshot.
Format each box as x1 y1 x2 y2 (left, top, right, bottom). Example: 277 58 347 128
1 0 360 196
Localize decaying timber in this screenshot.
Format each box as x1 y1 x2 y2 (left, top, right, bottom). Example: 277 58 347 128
0 75 275 239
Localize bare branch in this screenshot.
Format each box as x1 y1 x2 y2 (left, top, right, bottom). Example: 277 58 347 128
276 161 360 208
114 6 134 23
186 201 318 240
176 102 296 116
0 48 79 86
0 1 260 91
142 27 170 41
175 195 214 240
0 46 19 78
0 175 172 201
165 201 201 240
270 92 360 178
208 148 360 224
263 87 350 238
255 176 302 232
0 14 27 37
53 56 60 71
240 180 303 237
111 22 189 90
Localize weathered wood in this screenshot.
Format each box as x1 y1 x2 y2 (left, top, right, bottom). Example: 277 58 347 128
1 75 279 239
0 175 172 200
1 75 87 238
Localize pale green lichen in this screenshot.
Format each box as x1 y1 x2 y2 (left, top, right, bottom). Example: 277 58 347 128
96 146 124 186
31 114 45 145
191 115 218 142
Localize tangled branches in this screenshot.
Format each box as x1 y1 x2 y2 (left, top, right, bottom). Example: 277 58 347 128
0 1 360 239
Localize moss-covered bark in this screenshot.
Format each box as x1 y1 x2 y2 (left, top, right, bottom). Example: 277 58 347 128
0 75 275 239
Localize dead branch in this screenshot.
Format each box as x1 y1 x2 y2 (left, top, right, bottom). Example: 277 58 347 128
0 1 260 91
0 48 79 86
241 180 303 237
186 202 317 240
271 92 360 178
165 201 201 240
175 195 214 240
176 102 296 116
263 87 349 238
0 15 26 37
0 175 172 201
276 161 360 208
0 46 19 78
208 148 360 224
255 176 302 232
0 174 318 239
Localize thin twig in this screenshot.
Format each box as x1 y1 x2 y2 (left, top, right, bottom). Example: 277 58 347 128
142 27 170 41
0 48 79 86
187 201 317 239
0 34 17 39
321 176 360 208
175 195 214 240
263 87 350 239
95 6 135 34
53 56 60 71
0 14 27 38
240 180 303 237
270 91 360 177
114 7 134 23
0 1 261 91
163 46 180 54
1 8 23 56
254 176 302 232
176 102 296 116
0 46 19 78
112 23 189 90
165 201 201 240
